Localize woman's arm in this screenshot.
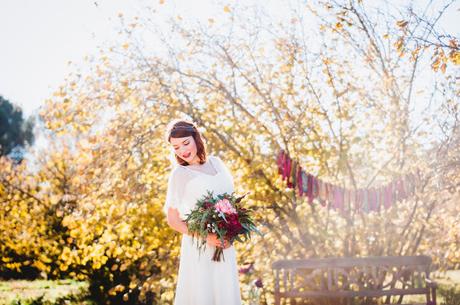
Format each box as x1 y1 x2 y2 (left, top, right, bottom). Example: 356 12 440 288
166 207 230 248
166 207 192 235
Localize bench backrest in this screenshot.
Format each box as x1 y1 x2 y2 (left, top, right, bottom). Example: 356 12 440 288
272 255 433 302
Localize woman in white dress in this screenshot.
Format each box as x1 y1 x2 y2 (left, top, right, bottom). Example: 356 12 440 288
163 119 243 305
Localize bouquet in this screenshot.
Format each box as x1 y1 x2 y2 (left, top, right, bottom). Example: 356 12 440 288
184 190 262 262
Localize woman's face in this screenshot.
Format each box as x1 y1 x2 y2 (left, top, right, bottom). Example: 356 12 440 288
170 135 198 163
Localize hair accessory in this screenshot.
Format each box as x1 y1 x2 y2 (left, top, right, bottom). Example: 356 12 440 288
172 125 195 131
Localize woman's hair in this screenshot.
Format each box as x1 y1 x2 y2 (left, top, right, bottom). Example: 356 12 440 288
165 119 207 166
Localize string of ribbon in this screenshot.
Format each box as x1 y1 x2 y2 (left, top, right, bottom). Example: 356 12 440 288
277 149 420 213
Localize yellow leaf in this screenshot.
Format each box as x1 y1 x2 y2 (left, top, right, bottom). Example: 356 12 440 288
451 51 460 65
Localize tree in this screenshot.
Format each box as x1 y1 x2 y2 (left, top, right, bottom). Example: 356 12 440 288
3 1 458 304
0 95 35 162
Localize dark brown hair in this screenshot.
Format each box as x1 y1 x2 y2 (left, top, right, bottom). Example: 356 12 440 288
165 119 207 166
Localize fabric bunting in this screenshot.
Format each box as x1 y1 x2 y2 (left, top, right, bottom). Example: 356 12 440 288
276 149 419 214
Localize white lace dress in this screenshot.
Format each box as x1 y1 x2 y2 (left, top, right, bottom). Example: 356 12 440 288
163 155 242 305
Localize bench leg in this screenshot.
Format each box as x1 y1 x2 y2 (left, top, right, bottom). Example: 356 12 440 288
431 286 437 305
426 285 437 305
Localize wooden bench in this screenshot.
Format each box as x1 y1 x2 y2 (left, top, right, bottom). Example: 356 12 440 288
272 255 437 305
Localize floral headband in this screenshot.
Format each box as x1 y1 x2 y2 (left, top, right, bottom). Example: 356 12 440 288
172 125 196 131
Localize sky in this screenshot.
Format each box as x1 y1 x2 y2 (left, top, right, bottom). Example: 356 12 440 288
1 0 140 118
0 0 458 120
0 0 258 118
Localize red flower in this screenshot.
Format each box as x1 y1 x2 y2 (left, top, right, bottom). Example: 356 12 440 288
225 214 243 238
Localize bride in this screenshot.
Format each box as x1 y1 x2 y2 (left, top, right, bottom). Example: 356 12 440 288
163 119 243 305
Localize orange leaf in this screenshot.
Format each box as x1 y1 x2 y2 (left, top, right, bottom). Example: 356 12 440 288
396 20 408 28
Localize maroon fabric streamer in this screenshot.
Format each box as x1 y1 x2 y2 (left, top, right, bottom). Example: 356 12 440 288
334 187 345 211
286 158 292 188
297 165 303 196
307 174 314 205
276 149 419 214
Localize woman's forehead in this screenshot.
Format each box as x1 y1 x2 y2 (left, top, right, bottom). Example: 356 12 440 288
170 136 192 145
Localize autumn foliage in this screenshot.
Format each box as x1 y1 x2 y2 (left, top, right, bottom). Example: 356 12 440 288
0 1 458 304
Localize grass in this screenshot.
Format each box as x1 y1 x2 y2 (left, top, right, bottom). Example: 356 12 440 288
387 270 460 305
0 279 92 305
433 269 460 289
0 271 459 305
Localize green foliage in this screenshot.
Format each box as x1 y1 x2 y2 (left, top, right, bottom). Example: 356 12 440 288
184 190 261 261
0 95 35 161
440 286 460 305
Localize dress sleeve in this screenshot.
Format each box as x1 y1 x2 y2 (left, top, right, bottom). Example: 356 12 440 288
162 167 186 217
213 156 234 188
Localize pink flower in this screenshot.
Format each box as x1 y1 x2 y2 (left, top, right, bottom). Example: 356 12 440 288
239 262 254 274
215 198 237 214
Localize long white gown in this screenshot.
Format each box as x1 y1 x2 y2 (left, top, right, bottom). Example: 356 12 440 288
163 155 243 305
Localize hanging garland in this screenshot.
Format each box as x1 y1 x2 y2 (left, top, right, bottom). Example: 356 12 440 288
276 149 421 214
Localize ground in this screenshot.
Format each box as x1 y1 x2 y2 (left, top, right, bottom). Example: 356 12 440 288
0 271 459 305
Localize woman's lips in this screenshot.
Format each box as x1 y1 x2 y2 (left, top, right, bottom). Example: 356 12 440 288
183 152 191 158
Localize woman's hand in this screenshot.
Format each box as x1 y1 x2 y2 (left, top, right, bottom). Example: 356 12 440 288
206 233 231 249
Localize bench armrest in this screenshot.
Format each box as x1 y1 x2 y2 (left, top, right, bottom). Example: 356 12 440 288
425 278 438 288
